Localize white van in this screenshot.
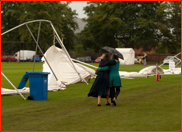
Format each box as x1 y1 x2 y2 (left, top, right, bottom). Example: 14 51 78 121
14 50 36 62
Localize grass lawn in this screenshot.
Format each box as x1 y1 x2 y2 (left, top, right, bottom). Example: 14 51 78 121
1 62 181 131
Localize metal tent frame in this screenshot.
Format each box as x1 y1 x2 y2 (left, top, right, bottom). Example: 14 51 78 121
1 72 26 100
159 52 181 67
1 19 88 86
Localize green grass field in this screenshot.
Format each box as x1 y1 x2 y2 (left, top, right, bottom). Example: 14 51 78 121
1 62 181 131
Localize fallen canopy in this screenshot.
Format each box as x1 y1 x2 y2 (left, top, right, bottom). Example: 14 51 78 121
42 45 96 91
139 66 164 75
1 88 29 96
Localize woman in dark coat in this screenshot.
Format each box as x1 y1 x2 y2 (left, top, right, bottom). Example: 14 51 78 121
88 53 116 106
98 55 121 106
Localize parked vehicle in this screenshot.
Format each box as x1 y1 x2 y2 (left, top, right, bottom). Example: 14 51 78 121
14 50 36 62
163 56 180 64
9 56 17 62
84 56 96 63
134 56 144 64
95 57 101 63
32 55 43 62
1 55 17 62
75 57 85 62
1 55 8 61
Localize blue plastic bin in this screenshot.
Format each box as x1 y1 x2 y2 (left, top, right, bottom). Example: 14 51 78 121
28 72 50 101
18 72 50 101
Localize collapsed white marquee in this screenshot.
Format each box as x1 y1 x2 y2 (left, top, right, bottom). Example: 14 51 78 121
1 19 96 97
42 45 96 91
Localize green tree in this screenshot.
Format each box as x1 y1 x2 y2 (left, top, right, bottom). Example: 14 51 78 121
1 1 24 53
1 1 78 52
74 44 84 58
156 1 181 54
81 1 165 52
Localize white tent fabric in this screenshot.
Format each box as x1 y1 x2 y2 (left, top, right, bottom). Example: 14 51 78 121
42 45 96 91
119 71 145 78
1 87 29 95
76 63 96 77
139 66 164 75
138 66 181 75
118 66 181 78
163 68 181 74
118 66 163 78
115 48 135 65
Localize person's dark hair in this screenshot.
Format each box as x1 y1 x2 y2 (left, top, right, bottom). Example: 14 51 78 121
104 53 110 60
113 55 119 60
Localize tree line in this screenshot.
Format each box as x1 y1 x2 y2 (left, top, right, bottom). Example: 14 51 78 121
1 1 181 56
1 1 78 54
78 1 181 54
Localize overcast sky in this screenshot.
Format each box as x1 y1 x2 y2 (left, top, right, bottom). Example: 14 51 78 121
62 1 88 18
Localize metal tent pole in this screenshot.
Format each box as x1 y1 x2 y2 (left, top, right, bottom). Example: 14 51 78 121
71 58 98 69
1 19 51 36
53 31 55 45
26 24 58 81
1 20 58 81
1 19 90 84
50 22 88 84
33 21 41 72
1 72 26 100
175 60 181 66
159 52 181 67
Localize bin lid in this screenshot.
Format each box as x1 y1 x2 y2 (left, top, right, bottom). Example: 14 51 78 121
17 72 50 89
17 72 29 89
27 72 50 75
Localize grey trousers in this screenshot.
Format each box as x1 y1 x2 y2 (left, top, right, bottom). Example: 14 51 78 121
110 86 120 103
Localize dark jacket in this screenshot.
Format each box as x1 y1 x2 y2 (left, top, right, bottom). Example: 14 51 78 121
98 59 121 88
88 59 116 97
142 54 148 62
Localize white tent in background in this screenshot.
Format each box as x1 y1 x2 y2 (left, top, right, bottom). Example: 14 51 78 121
42 45 96 91
115 48 135 65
